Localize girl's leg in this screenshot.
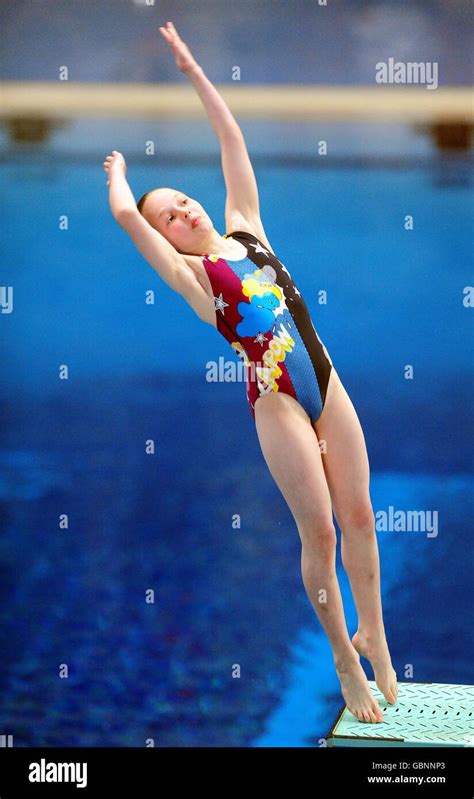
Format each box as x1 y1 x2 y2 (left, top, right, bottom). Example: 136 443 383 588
254 390 384 723
313 368 398 704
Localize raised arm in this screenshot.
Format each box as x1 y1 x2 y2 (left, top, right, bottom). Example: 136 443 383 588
103 151 208 311
159 21 274 252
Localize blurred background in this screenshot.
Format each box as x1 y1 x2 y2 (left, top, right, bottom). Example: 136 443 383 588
0 0 473 747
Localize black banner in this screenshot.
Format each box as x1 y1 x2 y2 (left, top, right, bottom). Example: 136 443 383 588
0 745 471 796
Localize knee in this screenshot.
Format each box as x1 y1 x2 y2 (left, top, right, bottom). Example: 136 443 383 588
337 502 375 533
298 519 337 555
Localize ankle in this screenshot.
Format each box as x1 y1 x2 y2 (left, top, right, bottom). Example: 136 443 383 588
334 649 360 672
354 626 386 644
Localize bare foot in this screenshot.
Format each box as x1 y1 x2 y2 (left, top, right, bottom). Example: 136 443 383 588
335 654 384 723
352 629 398 705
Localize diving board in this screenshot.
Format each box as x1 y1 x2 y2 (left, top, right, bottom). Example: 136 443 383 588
327 681 474 748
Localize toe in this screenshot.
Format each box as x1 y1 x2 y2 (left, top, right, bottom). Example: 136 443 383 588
389 679 398 703
378 682 393 705
372 703 384 722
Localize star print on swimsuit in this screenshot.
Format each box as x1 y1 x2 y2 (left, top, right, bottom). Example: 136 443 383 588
247 240 271 257
254 332 268 346
213 292 229 314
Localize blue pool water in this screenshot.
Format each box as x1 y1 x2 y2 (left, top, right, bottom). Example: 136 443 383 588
0 153 472 746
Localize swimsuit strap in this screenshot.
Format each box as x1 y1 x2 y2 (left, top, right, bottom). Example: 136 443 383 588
224 230 258 241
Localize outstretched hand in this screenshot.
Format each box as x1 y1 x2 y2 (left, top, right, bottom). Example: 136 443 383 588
159 20 199 74
103 150 126 187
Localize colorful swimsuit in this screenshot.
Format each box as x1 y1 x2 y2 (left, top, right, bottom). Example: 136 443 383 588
201 230 333 424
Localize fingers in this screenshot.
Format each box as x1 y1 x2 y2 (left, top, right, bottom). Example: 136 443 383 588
103 150 122 163
103 150 123 184
159 24 172 43
159 20 181 43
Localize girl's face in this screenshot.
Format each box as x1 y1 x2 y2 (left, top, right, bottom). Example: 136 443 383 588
145 188 213 255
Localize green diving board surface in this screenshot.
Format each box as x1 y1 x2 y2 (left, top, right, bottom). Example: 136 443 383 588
327 682 474 747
